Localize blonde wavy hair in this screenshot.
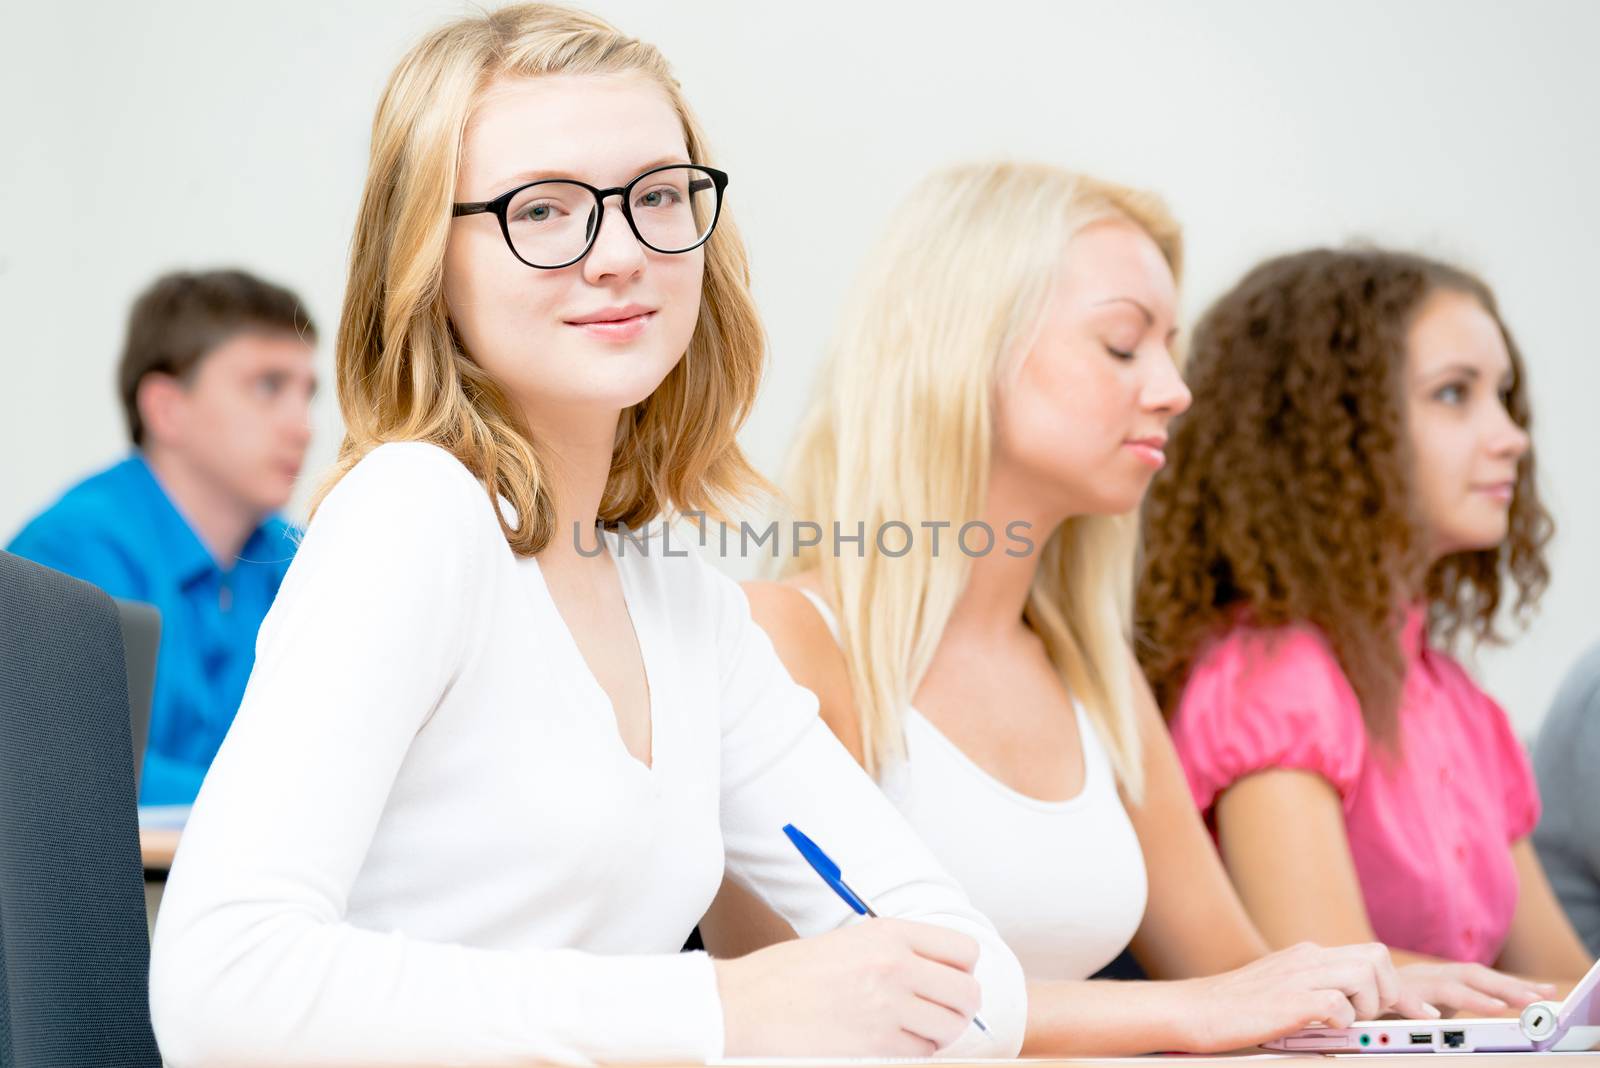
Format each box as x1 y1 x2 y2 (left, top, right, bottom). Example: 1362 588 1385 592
783 161 1182 799
313 3 766 552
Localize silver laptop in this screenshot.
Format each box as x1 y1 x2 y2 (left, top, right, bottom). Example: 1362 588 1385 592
113 598 160 793
1265 955 1600 1053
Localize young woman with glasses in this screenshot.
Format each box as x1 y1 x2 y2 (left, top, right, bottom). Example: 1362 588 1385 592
147 7 1026 1064
697 161 1430 1055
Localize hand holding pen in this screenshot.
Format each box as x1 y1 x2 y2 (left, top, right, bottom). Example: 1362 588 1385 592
709 823 993 1057
783 823 991 1035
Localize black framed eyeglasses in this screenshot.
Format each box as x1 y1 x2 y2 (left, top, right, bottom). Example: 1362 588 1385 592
451 164 728 270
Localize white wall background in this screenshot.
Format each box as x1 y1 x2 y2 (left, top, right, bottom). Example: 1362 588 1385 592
2 0 1595 735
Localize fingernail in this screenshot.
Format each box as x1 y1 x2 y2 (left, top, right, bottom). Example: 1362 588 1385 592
1423 1003 1441 1018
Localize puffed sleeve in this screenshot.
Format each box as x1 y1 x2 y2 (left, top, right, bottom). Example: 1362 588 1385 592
1169 626 1368 816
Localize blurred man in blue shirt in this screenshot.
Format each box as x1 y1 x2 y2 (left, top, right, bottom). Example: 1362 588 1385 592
7 269 318 804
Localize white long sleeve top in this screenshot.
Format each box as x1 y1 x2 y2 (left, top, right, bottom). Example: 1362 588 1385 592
148 442 1025 1067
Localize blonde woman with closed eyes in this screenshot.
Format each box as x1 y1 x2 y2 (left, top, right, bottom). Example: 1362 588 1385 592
700 161 1434 1056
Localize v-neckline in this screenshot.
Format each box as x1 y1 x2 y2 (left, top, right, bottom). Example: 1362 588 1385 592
528 541 657 774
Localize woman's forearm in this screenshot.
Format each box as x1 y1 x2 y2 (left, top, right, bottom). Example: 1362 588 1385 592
1023 979 1199 1057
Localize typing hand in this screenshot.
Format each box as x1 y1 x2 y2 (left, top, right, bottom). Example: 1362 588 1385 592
1397 961 1558 1017
1176 942 1436 1052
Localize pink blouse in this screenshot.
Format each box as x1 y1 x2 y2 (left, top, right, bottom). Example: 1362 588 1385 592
1169 612 1540 965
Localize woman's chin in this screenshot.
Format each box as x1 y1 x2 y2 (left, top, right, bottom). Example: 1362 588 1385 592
1088 480 1155 518
512 361 683 417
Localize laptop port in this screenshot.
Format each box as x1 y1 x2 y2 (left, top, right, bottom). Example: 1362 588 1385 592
1442 1030 1466 1048
1408 1033 1432 1045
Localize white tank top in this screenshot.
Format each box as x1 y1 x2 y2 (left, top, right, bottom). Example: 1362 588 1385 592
798 588 1148 980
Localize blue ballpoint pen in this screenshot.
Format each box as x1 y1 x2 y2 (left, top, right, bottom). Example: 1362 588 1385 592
782 822 990 1035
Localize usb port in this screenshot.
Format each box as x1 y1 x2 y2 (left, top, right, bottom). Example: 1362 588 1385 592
1409 1033 1432 1045
1442 1030 1465 1049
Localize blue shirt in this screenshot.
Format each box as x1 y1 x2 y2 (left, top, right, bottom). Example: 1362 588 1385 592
6 454 297 804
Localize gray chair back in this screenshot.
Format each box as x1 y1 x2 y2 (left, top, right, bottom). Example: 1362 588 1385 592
112 598 160 795
0 551 161 1067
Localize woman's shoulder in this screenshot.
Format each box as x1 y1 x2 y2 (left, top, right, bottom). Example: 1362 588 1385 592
1420 642 1528 749
328 442 488 503
743 572 863 761
1171 618 1368 804
1174 618 1365 745
307 442 502 552
743 570 829 628
742 573 840 657
1188 618 1353 698
342 440 483 488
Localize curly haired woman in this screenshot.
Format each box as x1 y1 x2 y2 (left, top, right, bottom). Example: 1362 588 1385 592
1137 248 1592 1012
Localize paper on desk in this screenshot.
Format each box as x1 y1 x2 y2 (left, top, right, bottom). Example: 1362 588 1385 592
712 1060 977 1065
712 1057 1291 1066
711 1059 1021 1066
137 804 192 830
